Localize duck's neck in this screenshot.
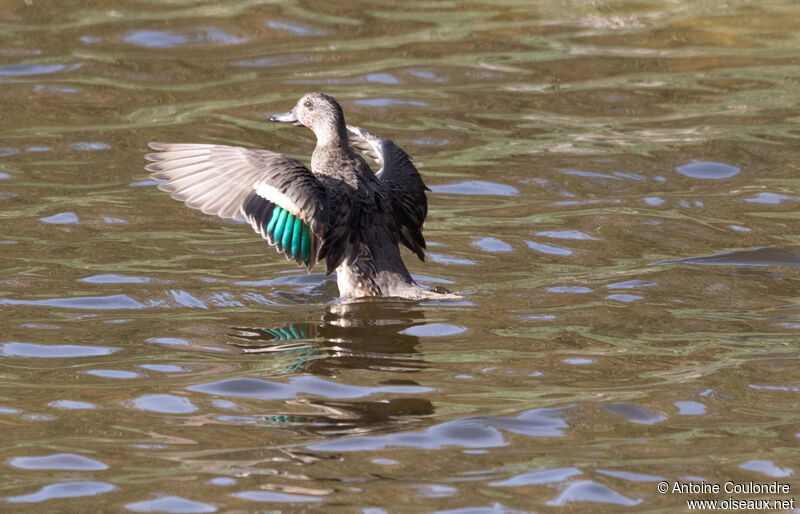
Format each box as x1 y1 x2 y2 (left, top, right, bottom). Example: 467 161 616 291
311 121 358 183
313 119 348 149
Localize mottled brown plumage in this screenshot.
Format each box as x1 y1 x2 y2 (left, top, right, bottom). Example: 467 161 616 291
146 92 456 299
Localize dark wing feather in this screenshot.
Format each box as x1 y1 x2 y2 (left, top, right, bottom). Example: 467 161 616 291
347 125 428 261
145 142 328 271
309 176 356 276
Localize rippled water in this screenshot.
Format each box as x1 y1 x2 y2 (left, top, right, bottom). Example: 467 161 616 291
2 0 800 511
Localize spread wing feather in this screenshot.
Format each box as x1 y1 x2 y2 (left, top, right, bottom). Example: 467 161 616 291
145 142 329 271
346 125 429 261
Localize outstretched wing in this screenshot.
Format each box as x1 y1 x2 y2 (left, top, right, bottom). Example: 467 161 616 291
346 125 429 261
145 142 329 271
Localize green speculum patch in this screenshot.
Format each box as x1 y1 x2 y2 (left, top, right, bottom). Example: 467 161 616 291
268 206 311 263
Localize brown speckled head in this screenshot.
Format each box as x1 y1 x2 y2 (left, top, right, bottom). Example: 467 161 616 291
270 92 348 146
296 93 344 128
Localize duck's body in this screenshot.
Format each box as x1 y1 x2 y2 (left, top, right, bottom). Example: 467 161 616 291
146 92 448 300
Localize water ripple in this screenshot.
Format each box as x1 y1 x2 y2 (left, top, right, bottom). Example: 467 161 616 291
676 160 740 179
0 63 77 76
603 403 667 425
490 467 582 487
122 28 245 48
5 481 116 503
0 342 118 358
8 454 108 471
546 481 642 507
0 295 145 310
128 394 197 414
309 407 567 451
48 400 96 410
188 376 433 400
430 181 519 196
233 491 321 503
125 496 217 513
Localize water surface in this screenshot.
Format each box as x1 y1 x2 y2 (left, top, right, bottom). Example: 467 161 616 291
2 0 800 511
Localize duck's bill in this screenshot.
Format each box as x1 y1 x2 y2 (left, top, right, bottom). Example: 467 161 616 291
268 108 300 125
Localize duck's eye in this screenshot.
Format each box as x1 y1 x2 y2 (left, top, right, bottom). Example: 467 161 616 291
303 99 314 110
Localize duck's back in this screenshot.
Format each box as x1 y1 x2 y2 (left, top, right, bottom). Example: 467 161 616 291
310 149 420 298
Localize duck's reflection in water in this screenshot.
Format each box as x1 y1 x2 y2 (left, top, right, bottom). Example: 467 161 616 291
214 396 436 441
227 299 429 375
181 299 437 444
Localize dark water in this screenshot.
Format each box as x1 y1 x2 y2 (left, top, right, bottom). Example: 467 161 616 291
2 0 800 511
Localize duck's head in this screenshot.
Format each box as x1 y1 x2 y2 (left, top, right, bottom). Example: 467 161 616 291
269 92 346 144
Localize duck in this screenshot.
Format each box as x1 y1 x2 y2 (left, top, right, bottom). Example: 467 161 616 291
145 92 455 300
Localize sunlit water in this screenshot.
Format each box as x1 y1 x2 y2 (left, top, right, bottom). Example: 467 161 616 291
2 0 800 511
